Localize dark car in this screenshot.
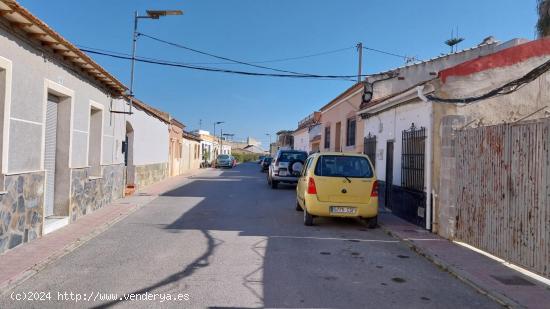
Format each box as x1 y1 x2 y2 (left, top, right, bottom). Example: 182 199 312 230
260 157 272 172
258 156 266 164
267 150 308 189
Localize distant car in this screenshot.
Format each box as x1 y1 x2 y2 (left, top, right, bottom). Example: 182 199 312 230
260 157 272 172
267 150 308 189
296 152 378 227
258 156 266 164
216 154 233 168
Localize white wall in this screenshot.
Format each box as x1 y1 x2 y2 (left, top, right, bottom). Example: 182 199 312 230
292 128 309 152
125 105 169 166
0 24 127 174
363 100 432 186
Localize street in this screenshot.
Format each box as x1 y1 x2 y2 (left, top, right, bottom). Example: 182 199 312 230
0 163 498 308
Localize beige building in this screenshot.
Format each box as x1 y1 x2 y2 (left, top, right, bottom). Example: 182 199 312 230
319 83 364 153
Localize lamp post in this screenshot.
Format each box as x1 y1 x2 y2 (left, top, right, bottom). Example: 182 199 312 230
128 9 183 114
213 121 224 156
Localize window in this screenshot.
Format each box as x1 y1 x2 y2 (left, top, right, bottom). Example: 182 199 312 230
324 126 331 149
314 155 373 178
88 103 104 177
346 117 356 147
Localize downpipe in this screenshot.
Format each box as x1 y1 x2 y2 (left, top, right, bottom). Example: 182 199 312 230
418 85 432 231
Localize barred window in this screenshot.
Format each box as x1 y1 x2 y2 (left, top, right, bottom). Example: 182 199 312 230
346 117 356 146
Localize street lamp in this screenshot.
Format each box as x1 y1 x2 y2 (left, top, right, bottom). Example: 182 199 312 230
127 9 183 114
213 121 224 138
265 133 272 146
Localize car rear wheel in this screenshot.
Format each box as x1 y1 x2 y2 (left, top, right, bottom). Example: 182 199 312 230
364 216 378 229
303 207 314 226
271 179 278 189
296 200 303 211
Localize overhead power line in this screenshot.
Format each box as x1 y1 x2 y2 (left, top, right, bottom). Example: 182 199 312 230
80 48 365 80
138 32 335 78
77 44 356 66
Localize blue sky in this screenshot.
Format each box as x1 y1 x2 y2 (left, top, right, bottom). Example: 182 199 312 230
19 0 537 146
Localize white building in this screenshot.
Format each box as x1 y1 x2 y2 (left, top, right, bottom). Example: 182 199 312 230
357 37 527 229
0 1 175 253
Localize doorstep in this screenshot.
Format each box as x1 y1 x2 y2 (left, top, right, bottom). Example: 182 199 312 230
378 212 550 309
43 216 69 235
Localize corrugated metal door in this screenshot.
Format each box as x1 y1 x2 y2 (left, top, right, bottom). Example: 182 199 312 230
44 95 59 217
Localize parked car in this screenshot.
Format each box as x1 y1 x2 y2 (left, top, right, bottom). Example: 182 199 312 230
260 157 272 172
295 152 378 228
258 155 266 164
268 150 308 189
216 154 233 168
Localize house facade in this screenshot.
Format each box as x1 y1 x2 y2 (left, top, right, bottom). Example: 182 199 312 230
0 0 129 252
319 83 364 154
0 1 183 253
293 111 321 153
124 99 170 191
356 37 527 230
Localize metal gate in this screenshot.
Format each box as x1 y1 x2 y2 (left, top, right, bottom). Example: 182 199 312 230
44 95 59 217
455 119 550 278
401 123 425 192
363 133 376 169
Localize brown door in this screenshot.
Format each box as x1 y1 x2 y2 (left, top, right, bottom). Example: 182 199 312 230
335 122 341 152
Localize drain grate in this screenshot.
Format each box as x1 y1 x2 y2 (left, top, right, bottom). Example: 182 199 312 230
490 275 535 286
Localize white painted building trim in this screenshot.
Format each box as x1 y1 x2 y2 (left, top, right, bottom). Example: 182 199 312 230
0 56 12 175
41 79 75 170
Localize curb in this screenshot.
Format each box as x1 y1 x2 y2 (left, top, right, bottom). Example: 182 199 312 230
378 223 520 309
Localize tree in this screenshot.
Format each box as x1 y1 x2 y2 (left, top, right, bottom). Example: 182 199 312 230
537 0 550 37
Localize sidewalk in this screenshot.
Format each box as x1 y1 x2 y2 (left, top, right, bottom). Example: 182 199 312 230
379 212 550 309
0 168 209 294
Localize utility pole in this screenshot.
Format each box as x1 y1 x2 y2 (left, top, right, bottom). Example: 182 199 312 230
356 42 363 83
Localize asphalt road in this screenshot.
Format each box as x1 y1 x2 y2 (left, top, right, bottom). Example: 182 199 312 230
0 163 499 309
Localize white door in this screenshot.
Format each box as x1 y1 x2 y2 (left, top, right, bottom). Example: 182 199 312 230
44 95 58 217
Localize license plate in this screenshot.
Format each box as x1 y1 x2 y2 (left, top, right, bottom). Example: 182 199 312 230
330 206 356 214
279 170 287 176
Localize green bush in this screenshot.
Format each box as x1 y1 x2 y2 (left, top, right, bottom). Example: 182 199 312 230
232 152 260 163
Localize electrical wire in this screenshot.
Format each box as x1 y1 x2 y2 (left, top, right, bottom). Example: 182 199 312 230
77 44 355 66
80 48 363 80
426 59 550 104
138 32 338 78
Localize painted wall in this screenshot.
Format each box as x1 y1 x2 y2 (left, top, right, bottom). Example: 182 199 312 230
292 127 309 152
0 24 127 175
125 105 169 166
320 90 364 153
362 99 432 185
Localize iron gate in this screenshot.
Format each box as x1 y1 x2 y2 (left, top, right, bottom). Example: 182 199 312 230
401 123 425 191
363 133 376 169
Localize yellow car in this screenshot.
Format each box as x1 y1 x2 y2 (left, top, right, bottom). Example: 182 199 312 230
296 152 378 227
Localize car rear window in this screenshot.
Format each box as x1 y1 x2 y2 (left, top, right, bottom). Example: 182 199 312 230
278 152 307 162
218 155 230 160
314 155 373 178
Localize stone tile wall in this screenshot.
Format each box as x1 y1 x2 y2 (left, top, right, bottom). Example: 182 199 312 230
134 162 168 190
0 171 44 254
70 164 124 222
